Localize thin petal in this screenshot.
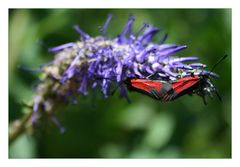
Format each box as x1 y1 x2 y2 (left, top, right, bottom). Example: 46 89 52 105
73 25 90 39
48 42 75 53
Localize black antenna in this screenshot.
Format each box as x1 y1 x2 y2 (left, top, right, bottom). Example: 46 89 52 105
215 90 222 102
208 55 227 103
209 54 228 73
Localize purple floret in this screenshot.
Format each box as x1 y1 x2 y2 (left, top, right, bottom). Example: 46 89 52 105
46 15 213 97
33 15 216 124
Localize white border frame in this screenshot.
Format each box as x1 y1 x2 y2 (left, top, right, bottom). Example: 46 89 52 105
1 0 238 167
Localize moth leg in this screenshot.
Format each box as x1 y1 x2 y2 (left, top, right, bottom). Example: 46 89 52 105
202 95 207 105
206 89 214 99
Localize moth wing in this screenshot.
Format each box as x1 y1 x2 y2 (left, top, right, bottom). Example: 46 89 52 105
172 76 200 93
162 76 200 101
129 79 171 100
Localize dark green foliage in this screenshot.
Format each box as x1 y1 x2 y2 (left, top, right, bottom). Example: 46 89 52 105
9 9 231 158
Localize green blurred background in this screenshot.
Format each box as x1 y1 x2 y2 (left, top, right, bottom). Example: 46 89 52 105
9 9 231 158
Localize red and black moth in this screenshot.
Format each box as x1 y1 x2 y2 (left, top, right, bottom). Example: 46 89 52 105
125 75 221 105
125 55 227 105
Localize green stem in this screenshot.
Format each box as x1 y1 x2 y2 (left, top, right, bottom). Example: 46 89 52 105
9 110 33 145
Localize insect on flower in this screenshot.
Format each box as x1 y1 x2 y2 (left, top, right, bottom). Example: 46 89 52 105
125 55 227 105
30 14 224 129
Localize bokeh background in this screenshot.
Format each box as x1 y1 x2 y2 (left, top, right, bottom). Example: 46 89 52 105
9 9 231 158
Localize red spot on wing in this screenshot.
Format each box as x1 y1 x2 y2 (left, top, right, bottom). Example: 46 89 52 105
172 76 200 93
130 79 163 92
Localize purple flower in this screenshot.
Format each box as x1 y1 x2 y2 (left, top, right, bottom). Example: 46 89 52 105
32 15 217 124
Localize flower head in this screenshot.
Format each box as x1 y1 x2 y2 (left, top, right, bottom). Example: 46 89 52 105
32 15 217 124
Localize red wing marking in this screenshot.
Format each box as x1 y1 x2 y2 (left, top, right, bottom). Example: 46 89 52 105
172 76 200 93
129 79 163 93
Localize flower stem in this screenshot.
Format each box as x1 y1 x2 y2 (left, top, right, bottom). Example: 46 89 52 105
9 109 33 145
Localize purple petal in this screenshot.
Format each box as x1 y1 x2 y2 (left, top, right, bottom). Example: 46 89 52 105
118 15 135 43
142 65 154 74
101 14 113 36
78 76 88 96
73 25 90 39
136 47 157 63
102 79 110 97
189 63 207 68
162 66 178 77
159 45 187 57
157 73 168 78
61 53 82 82
32 103 39 123
116 62 123 82
92 81 98 89
151 62 163 71
138 25 160 44
133 63 143 76
135 23 149 37
173 64 193 70
158 44 179 51
169 57 199 64
48 42 75 53
119 85 131 103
